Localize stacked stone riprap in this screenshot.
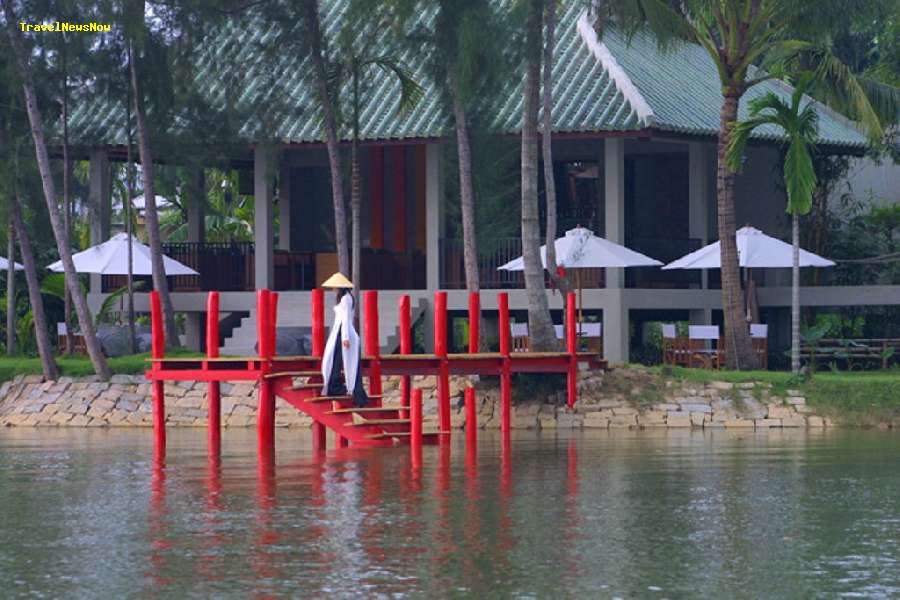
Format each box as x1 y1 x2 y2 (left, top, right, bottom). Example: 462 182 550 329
0 368 842 429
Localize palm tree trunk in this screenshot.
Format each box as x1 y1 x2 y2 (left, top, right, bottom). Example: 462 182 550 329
11 193 59 380
350 71 362 290
717 91 756 369
791 211 801 374
305 0 349 276
3 5 111 380
541 0 569 299
62 62 75 357
6 224 15 356
129 42 180 346
125 101 137 355
521 0 556 352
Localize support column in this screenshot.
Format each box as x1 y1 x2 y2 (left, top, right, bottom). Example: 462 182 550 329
187 168 205 244
254 146 275 290
425 143 442 292
184 313 202 351
278 161 292 251
88 150 111 295
603 138 628 363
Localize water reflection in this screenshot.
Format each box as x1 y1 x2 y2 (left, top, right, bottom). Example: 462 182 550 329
0 428 897 598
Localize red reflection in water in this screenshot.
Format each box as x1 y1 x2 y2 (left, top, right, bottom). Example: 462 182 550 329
196 453 224 585
497 437 515 554
563 438 582 578
147 454 172 588
431 443 456 568
252 447 280 596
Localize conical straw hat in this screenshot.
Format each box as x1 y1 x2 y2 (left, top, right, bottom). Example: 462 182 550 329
321 272 354 289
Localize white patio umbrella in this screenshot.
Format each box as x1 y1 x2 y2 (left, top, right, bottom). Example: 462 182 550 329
662 225 835 322
499 226 662 325
46 233 198 276
662 226 835 270
0 256 24 271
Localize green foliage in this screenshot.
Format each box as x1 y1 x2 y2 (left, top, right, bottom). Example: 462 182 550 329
727 74 819 216
96 282 146 325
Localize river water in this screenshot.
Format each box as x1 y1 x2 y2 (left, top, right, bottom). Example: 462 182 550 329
0 428 897 598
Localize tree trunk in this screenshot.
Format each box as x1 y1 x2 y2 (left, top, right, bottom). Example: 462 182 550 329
62 62 75 356
305 0 349 276
6 224 15 356
716 91 756 369
450 81 481 350
129 41 180 346
810 184 827 286
541 0 569 298
791 211 801 374
351 72 362 290
521 0 556 352
3 5 111 380
125 97 137 355
11 193 59 380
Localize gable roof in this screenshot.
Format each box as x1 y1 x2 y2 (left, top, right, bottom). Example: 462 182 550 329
67 3 866 151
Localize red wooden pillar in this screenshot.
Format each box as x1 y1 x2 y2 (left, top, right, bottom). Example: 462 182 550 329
150 290 166 456
468 292 480 353
256 290 275 453
206 292 221 457
363 291 382 408
268 292 279 356
434 291 450 440
398 295 411 419
310 288 326 452
465 387 477 450
566 292 577 409
498 292 512 438
410 388 423 472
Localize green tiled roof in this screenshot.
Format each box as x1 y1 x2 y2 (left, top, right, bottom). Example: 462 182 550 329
67 2 866 150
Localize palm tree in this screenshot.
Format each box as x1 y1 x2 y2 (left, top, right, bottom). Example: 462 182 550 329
595 0 899 369
542 0 569 298
727 75 819 374
5 224 15 356
3 3 111 379
303 0 351 277
127 20 180 347
10 189 59 380
521 0 557 351
337 25 424 287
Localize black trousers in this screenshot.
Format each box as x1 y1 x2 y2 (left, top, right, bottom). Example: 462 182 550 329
325 326 369 407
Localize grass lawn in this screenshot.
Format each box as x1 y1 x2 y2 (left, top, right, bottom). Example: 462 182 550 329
0 350 203 384
650 365 900 425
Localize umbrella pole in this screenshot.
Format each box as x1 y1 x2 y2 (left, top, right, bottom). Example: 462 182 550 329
577 269 583 336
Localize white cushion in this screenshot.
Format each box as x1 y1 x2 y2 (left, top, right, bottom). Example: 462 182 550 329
511 322 529 337
750 324 768 338
661 324 676 339
689 325 720 340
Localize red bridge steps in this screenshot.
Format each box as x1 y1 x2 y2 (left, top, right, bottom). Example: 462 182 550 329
270 372 442 447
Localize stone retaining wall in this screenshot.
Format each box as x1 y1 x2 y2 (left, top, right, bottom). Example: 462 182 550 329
0 368 836 429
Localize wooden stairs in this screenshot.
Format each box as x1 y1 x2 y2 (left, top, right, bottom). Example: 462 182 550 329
269 370 444 447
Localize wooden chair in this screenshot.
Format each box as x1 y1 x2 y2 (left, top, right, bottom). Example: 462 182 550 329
688 325 722 369
57 323 87 355
511 322 530 352
661 324 690 366
750 323 768 369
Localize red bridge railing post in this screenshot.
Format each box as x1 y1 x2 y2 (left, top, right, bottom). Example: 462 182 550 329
434 291 450 441
497 292 512 439
398 295 411 419
310 288 326 452
468 292 480 353
566 292 577 409
363 291 382 408
150 290 166 456
410 388 423 473
256 290 275 454
206 291 221 457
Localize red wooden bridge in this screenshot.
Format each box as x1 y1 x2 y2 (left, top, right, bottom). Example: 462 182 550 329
146 288 605 459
